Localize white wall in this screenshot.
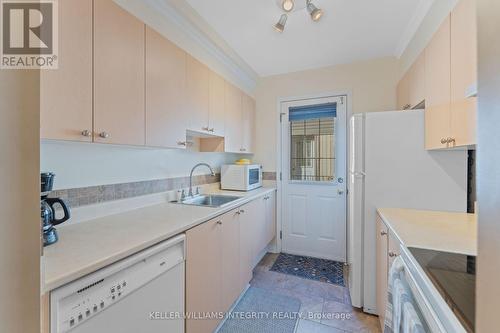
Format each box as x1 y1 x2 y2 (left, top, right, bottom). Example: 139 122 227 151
41 141 244 190
254 57 399 171
398 0 459 79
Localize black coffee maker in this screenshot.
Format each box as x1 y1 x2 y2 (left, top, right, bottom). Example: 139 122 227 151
41 173 70 246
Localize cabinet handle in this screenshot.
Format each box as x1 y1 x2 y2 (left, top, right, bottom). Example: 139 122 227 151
216 221 222 225
99 132 109 139
81 130 92 137
389 252 397 258
177 141 187 146
380 230 387 236
440 138 448 144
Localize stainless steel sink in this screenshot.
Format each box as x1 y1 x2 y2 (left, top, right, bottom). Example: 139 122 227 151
177 194 241 208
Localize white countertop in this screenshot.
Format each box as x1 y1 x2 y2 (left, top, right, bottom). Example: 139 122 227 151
43 187 276 292
377 208 477 256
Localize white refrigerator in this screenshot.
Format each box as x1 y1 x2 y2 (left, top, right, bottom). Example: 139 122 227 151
347 110 467 314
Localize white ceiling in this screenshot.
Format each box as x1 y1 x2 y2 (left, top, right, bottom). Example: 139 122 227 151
184 0 432 77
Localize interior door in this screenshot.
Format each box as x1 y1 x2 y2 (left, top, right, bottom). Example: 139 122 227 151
281 96 347 262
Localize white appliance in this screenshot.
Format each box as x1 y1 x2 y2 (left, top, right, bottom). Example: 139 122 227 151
221 164 262 191
348 110 467 314
50 234 185 333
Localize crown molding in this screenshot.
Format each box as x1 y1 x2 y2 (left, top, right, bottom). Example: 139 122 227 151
114 0 258 96
394 0 436 58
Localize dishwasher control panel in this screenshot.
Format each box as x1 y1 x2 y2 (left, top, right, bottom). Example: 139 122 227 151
50 235 185 333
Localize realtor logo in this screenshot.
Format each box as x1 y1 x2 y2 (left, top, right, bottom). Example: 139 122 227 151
1 0 58 69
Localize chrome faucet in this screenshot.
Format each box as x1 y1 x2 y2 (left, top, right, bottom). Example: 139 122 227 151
188 163 215 197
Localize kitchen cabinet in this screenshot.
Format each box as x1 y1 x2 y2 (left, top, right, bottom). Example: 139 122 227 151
94 0 145 146
187 55 210 134
408 52 426 108
145 27 188 148
239 200 259 286
396 72 410 110
41 293 50 333
425 16 451 150
186 217 224 333
40 0 92 142
450 0 477 147
209 71 226 137
388 230 401 271
256 192 276 253
224 82 244 153
242 94 256 153
376 215 389 329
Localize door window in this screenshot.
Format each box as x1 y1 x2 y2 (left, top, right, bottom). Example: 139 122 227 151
289 103 336 182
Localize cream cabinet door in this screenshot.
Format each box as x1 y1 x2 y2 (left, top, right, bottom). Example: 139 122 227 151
94 0 145 145
145 27 188 149
186 218 223 333
425 16 451 150
408 52 426 108
239 200 260 288
224 82 243 153
220 210 242 312
376 215 388 329
396 72 410 110
209 71 226 137
264 192 277 247
242 94 256 153
450 0 477 147
187 55 210 134
40 0 92 141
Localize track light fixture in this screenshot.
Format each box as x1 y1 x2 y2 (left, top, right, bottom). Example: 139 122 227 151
273 0 324 32
274 14 288 33
281 0 295 12
306 0 323 21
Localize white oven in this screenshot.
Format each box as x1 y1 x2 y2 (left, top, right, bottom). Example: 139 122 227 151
221 164 262 191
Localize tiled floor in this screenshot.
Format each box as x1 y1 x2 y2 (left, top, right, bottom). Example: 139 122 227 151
252 253 381 333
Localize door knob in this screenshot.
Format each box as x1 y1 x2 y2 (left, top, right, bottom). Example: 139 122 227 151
81 130 91 137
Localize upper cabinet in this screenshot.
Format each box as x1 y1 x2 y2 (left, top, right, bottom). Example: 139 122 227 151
224 82 244 153
40 0 93 142
94 0 145 146
398 0 477 150
208 71 226 137
186 55 210 134
145 27 188 149
242 94 256 153
425 16 451 150
39 0 255 152
450 0 477 147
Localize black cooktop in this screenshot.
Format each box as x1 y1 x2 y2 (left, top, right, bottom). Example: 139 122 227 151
408 247 475 332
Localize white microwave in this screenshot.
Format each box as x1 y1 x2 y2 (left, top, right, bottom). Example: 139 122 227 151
221 164 262 191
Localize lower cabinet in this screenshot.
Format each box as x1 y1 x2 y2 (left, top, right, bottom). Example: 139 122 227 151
186 192 276 333
376 213 402 330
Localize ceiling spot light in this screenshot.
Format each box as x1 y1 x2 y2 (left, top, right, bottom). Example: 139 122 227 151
281 0 295 12
274 14 288 33
306 0 323 21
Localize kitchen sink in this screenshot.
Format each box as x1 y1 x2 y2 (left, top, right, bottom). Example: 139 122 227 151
176 194 241 208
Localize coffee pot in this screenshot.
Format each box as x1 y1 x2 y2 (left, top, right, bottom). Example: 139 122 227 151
41 173 70 246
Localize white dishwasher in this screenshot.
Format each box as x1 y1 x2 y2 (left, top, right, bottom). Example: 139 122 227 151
50 234 185 333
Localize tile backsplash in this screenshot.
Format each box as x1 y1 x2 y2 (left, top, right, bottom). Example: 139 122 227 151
49 174 220 208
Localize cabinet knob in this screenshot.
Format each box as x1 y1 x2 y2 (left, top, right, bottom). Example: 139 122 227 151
99 132 109 139
216 221 222 225
389 252 397 258
239 209 245 214
447 137 456 145
202 126 209 131
440 138 448 144
209 128 215 133
380 230 387 236
240 148 247 152
81 130 91 137
177 141 187 146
